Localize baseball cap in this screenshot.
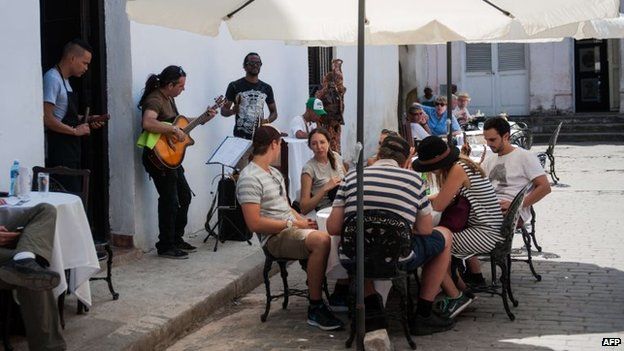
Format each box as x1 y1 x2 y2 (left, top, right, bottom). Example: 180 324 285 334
306 97 327 115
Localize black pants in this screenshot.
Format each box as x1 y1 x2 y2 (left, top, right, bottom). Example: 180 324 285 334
142 152 192 252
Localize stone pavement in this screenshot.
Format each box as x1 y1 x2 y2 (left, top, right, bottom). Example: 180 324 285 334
168 143 624 351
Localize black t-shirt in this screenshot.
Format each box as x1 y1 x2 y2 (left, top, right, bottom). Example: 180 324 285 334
225 77 275 139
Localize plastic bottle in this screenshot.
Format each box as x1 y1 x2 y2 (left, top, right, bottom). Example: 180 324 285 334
9 160 19 196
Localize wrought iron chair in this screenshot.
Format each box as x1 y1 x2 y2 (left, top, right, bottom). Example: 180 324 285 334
537 122 563 184
511 205 542 282
258 233 330 322
462 183 531 321
340 210 416 350
509 121 533 150
32 166 118 328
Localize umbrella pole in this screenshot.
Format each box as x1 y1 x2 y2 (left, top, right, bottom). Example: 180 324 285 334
446 41 453 145
356 0 366 349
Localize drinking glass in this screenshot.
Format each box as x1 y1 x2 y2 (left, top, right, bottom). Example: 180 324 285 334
38 173 49 197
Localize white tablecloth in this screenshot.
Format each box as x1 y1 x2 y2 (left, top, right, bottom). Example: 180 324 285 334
0 192 100 306
316 207 392 304
283 137 314 203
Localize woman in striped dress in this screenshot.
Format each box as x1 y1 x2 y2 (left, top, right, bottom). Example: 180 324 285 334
413 136 503 318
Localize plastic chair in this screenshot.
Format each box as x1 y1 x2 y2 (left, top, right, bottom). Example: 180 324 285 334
340 210 416 350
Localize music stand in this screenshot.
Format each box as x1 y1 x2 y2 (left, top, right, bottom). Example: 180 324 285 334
204 136 253 251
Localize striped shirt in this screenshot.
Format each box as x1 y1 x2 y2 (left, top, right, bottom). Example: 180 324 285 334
333 159 431 223
458 162 503 232
236 162 294 230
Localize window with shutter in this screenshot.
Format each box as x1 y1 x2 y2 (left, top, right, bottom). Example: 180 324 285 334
466 43 492 73
498 43 526 71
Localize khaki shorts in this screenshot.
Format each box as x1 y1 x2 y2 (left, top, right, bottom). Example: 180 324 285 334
265 227 315 259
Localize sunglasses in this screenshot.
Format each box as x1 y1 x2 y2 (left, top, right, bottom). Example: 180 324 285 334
269 170 285 197
435 103 446 106
245 61 263 67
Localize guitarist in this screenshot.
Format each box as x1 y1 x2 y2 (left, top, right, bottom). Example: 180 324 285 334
138 65 217 259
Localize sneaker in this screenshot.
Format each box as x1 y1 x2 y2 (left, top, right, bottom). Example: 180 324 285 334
328 291 349 312
176 241 198 253
307 303 345 331
0 258 60 291
435 293 474 319
158 248 189 259
409 313 455 336
463 274 487 290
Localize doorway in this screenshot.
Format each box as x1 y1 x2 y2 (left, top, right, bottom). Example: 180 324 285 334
463 43 529 116
40 0 109 242
574 39 610 112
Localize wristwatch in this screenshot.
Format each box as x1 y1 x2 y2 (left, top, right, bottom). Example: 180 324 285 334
285 219 293 229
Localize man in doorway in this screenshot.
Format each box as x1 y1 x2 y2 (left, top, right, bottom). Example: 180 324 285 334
237 125 343 331
421 87 435 106
222 52 278 141
0 202 65 351
43 39 104 192
290 98 325 139
463 116 551 286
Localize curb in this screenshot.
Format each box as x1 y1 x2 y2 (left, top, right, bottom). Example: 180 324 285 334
124 250 266 351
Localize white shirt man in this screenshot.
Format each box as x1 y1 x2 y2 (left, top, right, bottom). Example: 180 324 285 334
290 97 325 138
481 117 551 223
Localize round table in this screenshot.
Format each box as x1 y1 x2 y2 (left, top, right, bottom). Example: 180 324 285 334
0 192 100 306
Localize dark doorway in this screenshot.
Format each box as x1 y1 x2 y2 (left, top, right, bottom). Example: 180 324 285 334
308 47 333 97
574 39 610 112
40 0 109 242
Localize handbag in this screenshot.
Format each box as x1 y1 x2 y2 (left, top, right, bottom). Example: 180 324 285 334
438 194 471 232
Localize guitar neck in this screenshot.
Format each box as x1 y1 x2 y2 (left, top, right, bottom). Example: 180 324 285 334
180 97 223 134
182 117 203 134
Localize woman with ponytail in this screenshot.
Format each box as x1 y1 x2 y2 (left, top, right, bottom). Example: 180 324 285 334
299 127 346 215
139 65 217 259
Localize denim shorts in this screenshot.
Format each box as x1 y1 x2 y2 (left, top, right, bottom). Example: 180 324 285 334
402 229 445 271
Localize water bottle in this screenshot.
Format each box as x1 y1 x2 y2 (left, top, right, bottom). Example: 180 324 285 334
9 160 19 196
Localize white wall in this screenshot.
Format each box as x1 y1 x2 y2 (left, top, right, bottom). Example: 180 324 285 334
0 0 44 190
128 22 309 249
528 40 575 114
336 45 399 162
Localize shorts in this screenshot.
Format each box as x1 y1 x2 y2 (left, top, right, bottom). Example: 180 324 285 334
265 227 316 260
403 230 446 271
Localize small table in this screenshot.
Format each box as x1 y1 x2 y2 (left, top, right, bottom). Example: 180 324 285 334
282 137 314 203
0 192 100 306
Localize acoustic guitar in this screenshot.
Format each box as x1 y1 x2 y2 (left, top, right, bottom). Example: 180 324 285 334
150 96 225 169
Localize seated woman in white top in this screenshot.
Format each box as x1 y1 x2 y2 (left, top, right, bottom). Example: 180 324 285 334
299 128 346 214
407 104 431 141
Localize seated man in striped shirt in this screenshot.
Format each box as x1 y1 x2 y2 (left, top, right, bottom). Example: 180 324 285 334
237 125 344 331
326 135 455 337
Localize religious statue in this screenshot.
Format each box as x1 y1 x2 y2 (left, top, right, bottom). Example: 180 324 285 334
316 59 346 153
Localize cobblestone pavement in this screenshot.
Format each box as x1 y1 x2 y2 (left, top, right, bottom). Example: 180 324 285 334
168 143 624 351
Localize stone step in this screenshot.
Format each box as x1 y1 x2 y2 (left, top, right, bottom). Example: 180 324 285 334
532 132 624 143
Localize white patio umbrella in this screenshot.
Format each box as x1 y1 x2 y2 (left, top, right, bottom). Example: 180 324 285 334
127 0 619 45
126 1 620 348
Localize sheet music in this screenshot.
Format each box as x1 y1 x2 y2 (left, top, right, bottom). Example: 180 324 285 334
206 136 252 168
